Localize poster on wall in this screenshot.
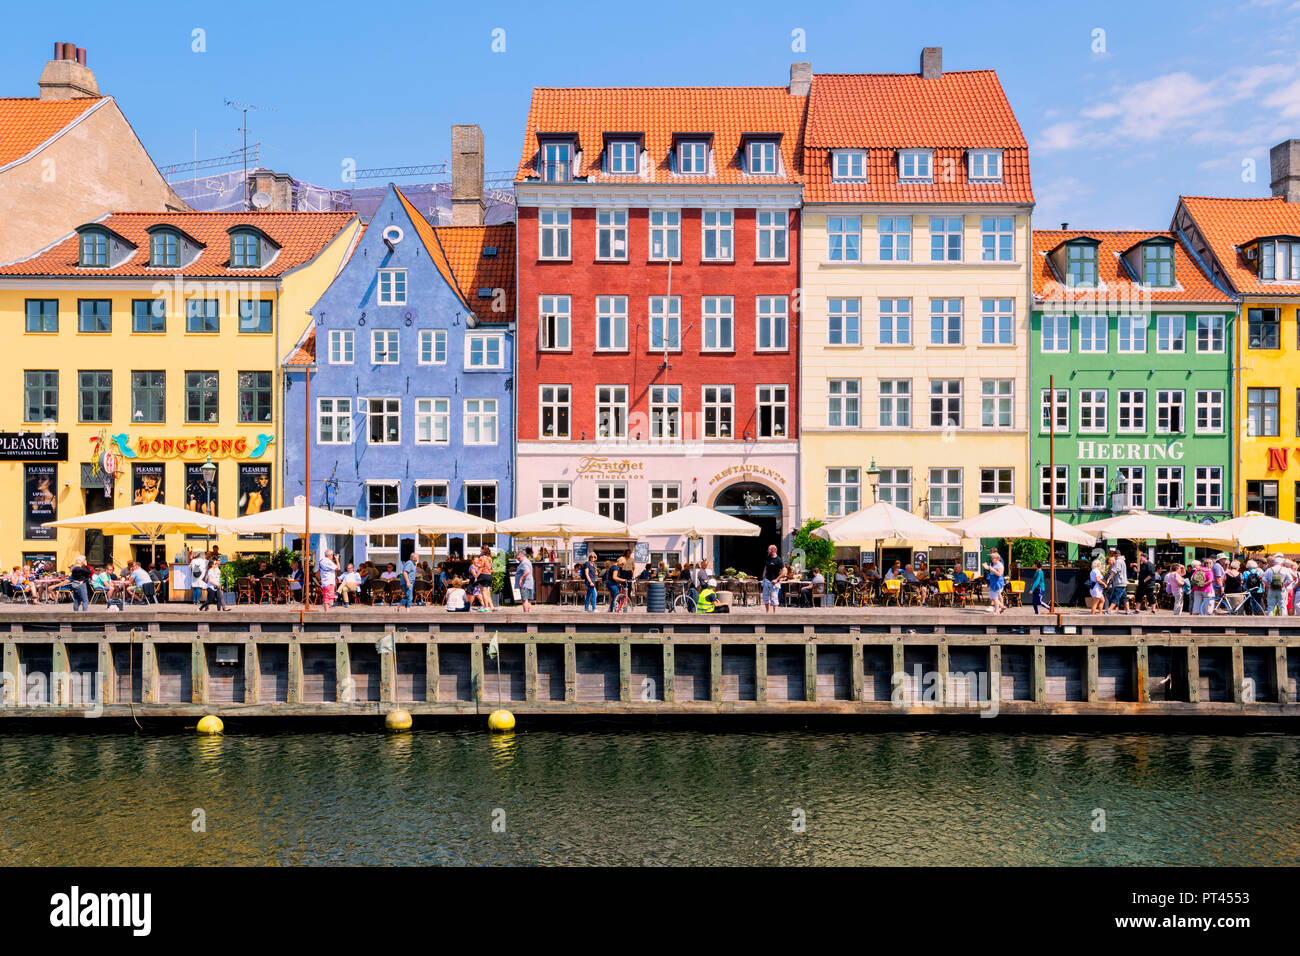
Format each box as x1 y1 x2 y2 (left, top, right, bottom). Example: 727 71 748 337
132 463 165 505
964 551 980 572
238 464 272 516
184 464 219 517
24 463 57 540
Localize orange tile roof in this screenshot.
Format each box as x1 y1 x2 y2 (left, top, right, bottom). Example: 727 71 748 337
1031 230 1232 303
516 87 806 185
285 329 316 366
0 210 356 276
434 223 515 324
1179 195 1300 296
802 71 1031 204
0 96 102 167
394 188 470 308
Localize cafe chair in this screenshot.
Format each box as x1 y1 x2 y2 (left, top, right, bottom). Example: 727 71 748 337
413 581 433 606
881 579 903 607
236 577 256 605
1007 580 1025 607
936 579 955 607
259 576 277 604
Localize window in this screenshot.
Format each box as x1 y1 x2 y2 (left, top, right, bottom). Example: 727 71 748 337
595 482 627 522
1079 389 1107 433
1247 387 1280 436
1040 388 1069 432
702 210 733 260
828 216 861 261
878 468 912 511
1247 308 1280 350
1196 390 1224 434
1039 465 1068 509
930 379 962 429
185 371 219 423
826 468 861 517
1154 466 1182 511
150 230 178 267
539 296 571 350
1116 466 1145 511
596 209 628 260
702 386 733 439
23 372 57 423
608 140 637 174
928 468 962 521
541 141 571 182
1155 390 1184 434
596 296 628 350
1078 313 1107 352
649 385 681 440
1156 314 1185 353
980 379 1013 428
649 210 680 260
1117 389 1146 433
968 150 1003 182
415 397 450 444
828 298 861 345
185 299 218 334
929 298 962 345
79 230 107 267
747 140 777 175
649 296 681 351
827 379 860 428
980 468 1014 508
539 209 571 259
25 299 58 333
929 216 962 261
78 299 111 333
898 150 933 182
981 298 1014 345
756 296 788 350
878 379 911 428
649 482 681 518
755 211 788 261
78 371 111 423
1259 239 1300 280
1142 243 1174 286
833 150 867 181
678 140 708 175
1247 480 1279 517
539 385 570 439
1077 466 1106 510
230 231 260 268
372 329 399 364
317 398 352 444
1194 467 1223 511
757 385 787 438
596 386 628 439
415 482 451 552
235 299 272 334
1066 243 1098 286
131 371 165 423
366 397 400 444
879 298 912 345
466 333 503 369
879 216 912 261
366 483 400 550
1040 314 1069 353
1117 314 1147 353
540 483 571 510
237 371 272 423
125 298 164 334
1196 314 1225 353
702 296 734 350
981 216 1014 261
464 398 498 445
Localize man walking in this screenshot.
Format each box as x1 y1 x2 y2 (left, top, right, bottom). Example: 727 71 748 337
1263 556 1293 616
514 548 535 612
761 544 783 614
400 550 417 609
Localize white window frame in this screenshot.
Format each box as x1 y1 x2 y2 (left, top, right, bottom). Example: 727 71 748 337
757 384 788 438
317 397 353 445
539 208 571 261
980 298 1014 346
1116 389 1146 434
328 329 353 364
898 149 933 182
465 333 504 370
929 378 963 429
649 210 681 261
540 482 571 510
980 379 1013 429
1078 313 1107 353
827 379 861 428
596 385 628 440
596 295 628 351
756 296 789 351
1195 389 1225 435
747 140 777 175
980 467 1015 508
1079 389 1108 433
1194 466 1223 512
968 149 1003 182
981 215 1014 262
365 397 400 445
1117 313 1147 353
539 384 571 440
377 269 407 305
928 467 963 521
418 329 447 365
701 210 733 261
649 385 681 440
1154 466 1183 511
607 141 637 175
371 329 399 365
832 150 867 182
878 468 912 512
539 295 571 351
1156 314 1185 353
649 482 682 518
1040 388 1069 433
415 397 450 445
595 482 628 522
929 216 963 262
828 298 861 346
596 209 628 261
1156 389 1185 435
878 379 911 428
702 385 734 439
677 140 708 175
879 216 912 261
1079 465 1107 511
649 296 682 351
828 216 862 262
1196 314 1225 354
826 467 861 517
929 297 963 346
463 397 498 446
755 210 788 261
702 296 734 351
1039 465 1068 510
1116 466 1145 511
879 298 912 346
1041 313 1069 353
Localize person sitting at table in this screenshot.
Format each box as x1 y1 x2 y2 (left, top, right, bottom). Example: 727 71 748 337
444 576 471 612
336 563 362 606
884 560 903 581
637 563 651 581
288 561 304 600
697 577 728 614
102 563 130 605
798 570 822 608
9 566 37 602
129 562 157 603
379 563 398 582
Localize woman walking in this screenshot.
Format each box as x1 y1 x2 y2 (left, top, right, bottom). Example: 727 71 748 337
1165 564 1185 614
68 555 92 612
1028 561 1047 614
1087 559 1106 614
983 550 1006 614
471 545 496 612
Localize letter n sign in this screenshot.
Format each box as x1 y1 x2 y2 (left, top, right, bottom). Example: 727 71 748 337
1268 447 1289 472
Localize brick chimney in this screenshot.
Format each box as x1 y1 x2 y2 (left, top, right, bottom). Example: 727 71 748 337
1270 139 1300 203
38 42 99 100
789 62 812 96
920 46 943 80
247 169 295 211
451 124 485 226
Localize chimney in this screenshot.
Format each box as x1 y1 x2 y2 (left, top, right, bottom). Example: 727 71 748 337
789 62 812 96
451 124 485 226
920 46 943 80
38 42 99 100
1061 222 1069 230
247 169 295 211
1270 139 1300 203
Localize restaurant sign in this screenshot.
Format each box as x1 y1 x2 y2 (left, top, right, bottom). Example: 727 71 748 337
575 457 645 479
709 464 787 486
0 432 68 462
109 433 274 460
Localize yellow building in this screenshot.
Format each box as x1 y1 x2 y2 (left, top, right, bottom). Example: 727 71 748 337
798 51 1034 570
0 210 359 575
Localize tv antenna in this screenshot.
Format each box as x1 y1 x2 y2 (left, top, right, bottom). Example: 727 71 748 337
224 99 276 210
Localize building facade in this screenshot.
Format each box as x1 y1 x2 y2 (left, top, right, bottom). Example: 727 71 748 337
513 77 806 572
798 49 1034 570
0 210 360 571
1030 230 1235 556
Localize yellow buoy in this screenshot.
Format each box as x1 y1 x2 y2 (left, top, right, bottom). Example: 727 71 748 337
384 708 413 732
487 709 516 733
196 714 223 735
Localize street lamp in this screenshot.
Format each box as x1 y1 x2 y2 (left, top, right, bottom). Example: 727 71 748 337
866 458 881 502
201 455 217 552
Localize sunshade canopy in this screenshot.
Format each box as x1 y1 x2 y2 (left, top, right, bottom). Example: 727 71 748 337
949 503 1096 547
1075 511 1232 544
44 501 229 538
812 501 960 546
627 504 762 539
496 504 627 538
362 502 496 536
223 496 368 535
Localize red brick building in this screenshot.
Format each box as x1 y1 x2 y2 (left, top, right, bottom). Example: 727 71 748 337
514 69 808 571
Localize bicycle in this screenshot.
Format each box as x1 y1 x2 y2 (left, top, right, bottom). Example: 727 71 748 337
613 589 630 613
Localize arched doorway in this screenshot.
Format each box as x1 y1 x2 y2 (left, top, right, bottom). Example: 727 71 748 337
712 481 782 575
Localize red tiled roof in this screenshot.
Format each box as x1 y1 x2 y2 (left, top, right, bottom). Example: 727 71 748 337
516 87 806 185
1031 230 1232 303
285 329 315 366
0 210 357 276
802 71 1031 204
1179 195 1300 296
434 223 515 324
0 96 102 167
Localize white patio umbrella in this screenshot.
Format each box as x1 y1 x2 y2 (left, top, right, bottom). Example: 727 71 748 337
1075 510 1231 545
812 501 960 546
1185 512 1300 550
950 503 1096 547
496 504 628 561
628 504 761 563
362 501 496 537
44 500 230 551
223 495 368 535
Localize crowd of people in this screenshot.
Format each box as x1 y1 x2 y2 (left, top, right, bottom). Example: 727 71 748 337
1085 549 1300 616
2 556 166 610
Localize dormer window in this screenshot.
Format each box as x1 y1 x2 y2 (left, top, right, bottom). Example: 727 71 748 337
231 230 261 268
898 149 933 183
540 140 572 182
150 231 179 267
1066 243 1098 287
1142 242 1175 286
1259 238 1300 281
968 149 1003 182
607 140 638 175
678 140 708 175
746 140 778 175
832 150 867 182
79 230 108 268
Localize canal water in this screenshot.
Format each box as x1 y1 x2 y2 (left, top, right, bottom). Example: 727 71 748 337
1 727 1296 866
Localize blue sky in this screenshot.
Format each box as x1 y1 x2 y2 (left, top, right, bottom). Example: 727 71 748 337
5 0 1300 227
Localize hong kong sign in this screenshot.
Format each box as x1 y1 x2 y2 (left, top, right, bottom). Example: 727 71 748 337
107 433 275 460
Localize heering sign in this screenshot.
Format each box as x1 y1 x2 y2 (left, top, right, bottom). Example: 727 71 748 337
1076 440 1185 461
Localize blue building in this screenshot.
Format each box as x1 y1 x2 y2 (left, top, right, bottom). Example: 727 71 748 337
282 183 515 567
